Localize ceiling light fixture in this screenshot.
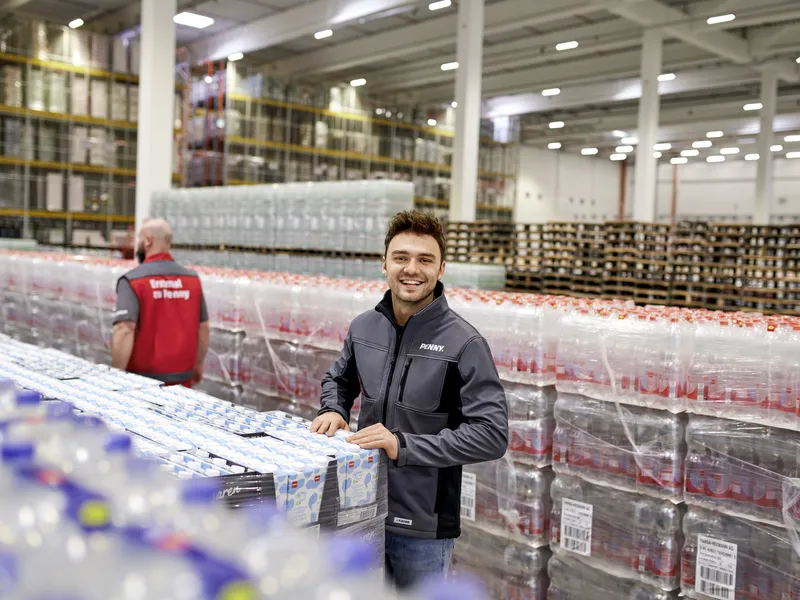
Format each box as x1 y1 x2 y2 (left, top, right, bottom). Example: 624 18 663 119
707 13 735 25
549 121 565 129
787 151 800 159
706 131 724 138
204 75 212 83
451 101 458 108
744 102 763 111
720 147 740 155
227 52 243 62
428 119 437 127
616 145 634 153
350 78 366 87
548 142 562 150
610 154 627 161
173 12 215 29
622 137 638 145
429 0 452 10
612 130 627 138
581 148 599 155
556 41 579 51
707 155 725 163
681 149 700 157
441 61 459 71
654 143 672 151
314 29 333 40
745 154 760 161
68 18 84 29
671 157 688 165
796 56 800 64
693 140 713 148
785 134 800 142
771 144 783 152
658 73 676 82
654 152 662 158
542 88 561 97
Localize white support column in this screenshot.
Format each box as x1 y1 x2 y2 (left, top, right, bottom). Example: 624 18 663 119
755 68 778 225
450 0 484 223
632 28 663 223
135 0 177 231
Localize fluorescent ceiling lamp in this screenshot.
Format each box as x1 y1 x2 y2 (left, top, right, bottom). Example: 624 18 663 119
427 119 437 127
654 143 671 151
204 75 212 83
743 102 763 111
745 154 760 161
622 137 638 145
556 41 579 51
441 62 459 71
720 147 740 155
654 152 662 158
429 0 452 10
68 18 84 29
707 13 735 25
350 78 366 87
772 145 784 152
797 56 800 64
549 121 565 129
671 157 688 165
227 52 243 62
581 148 598 155
375 108 384 115
658 73 675 82
173 11 215 29
610 154 627 161
785 134 800 142
314 29 333 40
451 101 458 108
693 140 713 148
542 88 561 97
681 149 700 157
548 142 562 150
612 130 627 138
787 152 800 159
616 145 634 153
707 155 725 163
706 131 724 138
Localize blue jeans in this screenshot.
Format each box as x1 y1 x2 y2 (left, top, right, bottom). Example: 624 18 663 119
384 531 455 590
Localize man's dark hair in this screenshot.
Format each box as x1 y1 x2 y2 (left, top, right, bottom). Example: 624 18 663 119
384 210 446 262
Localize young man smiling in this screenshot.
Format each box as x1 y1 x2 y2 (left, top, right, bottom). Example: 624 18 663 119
311 211 508 589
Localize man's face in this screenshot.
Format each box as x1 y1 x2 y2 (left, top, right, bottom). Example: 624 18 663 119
135 232 150 264
383 232 445 306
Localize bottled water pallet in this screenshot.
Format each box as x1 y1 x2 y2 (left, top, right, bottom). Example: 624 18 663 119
171 243 383 260
445 221 516 266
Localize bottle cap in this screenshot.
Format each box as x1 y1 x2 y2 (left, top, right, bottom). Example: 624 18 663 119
1 441 34 464
15 391 42 407
104 433 132 453
180 478 220 504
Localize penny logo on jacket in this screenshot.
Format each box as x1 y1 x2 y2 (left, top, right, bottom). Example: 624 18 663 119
419 343 445 352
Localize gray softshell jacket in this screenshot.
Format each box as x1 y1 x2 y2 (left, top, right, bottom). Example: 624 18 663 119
319 282 509 539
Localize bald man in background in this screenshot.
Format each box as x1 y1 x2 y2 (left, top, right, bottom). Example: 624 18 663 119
111 219 210 387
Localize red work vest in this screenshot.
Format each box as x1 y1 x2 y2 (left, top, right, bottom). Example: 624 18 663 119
120 253 203 385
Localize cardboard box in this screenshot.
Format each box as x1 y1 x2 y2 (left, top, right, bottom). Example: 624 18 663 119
71 75 88 116
90 80 108 119
68 175 84 212
112 38 128 73
46 173 64 211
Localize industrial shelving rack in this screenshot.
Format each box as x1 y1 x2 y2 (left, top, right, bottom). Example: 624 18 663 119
505 223 544 292
540 222 576 296
444 221 516 266
571 222 605 297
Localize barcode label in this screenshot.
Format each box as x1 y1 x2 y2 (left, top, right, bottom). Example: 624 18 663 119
337 504 378 527
560 498 593 557
696 535 737 600
460 472 476 522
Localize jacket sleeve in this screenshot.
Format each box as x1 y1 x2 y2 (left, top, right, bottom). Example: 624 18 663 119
394 336 508 468
318 328 361 422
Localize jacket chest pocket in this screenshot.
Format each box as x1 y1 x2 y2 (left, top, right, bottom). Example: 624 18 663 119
352 338 389 400
397 353 453 413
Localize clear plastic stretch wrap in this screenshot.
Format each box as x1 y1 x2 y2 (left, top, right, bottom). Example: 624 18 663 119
548 555 680 600
453 525 550 600
462 456 553 548
685 416 800 528
552 393 687 501
681 506 800 600
550 473 684 591
506 382 556 467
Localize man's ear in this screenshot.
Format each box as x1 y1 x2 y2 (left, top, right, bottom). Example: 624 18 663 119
439 260 446 280
382 257 387 277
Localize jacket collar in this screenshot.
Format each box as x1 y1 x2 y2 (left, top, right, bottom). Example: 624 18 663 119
376 281 448 329
144 252 174 263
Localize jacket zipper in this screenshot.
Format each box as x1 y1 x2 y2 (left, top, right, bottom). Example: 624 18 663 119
396 358 412 403
381 324 405 425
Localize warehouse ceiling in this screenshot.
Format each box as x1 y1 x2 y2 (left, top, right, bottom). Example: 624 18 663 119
10 0 800 161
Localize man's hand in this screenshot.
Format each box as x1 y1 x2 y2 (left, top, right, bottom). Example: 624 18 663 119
192 365 204 384
310 412 350 437
347 424 398 460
